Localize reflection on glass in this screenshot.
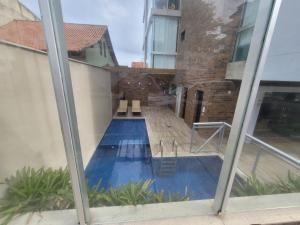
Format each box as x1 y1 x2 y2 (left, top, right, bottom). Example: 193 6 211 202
230 90 300 198
3 0 298 223
82 0 247 208
0 3 73 224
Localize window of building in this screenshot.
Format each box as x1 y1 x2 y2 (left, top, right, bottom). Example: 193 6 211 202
154 0 168 9
181 30 185 41
103 41 107 57
232 0 259 62
168 0 179 10
153 54 176 68
169 84 177 95
99 41 103 55
154 0 179 10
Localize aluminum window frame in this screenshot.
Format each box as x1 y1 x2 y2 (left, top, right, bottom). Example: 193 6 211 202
232 0 260 62
37 0 287 224
38 0 90 224
213 0 282 213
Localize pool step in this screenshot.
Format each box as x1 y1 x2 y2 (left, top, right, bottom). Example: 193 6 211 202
159 157 177 177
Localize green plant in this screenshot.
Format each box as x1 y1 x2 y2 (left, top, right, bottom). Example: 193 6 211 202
0 167 189 225
232 172 300 197
277 171 300 193
232 175 277 196
88 179 189 207
0 167 74 225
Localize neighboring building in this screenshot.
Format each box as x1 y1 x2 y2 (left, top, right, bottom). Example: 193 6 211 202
0 0 38 26
0 20 118 67
131 61 145 68
172 0 300 138
225 0 300 136
173 0 243 126
143 0 181 69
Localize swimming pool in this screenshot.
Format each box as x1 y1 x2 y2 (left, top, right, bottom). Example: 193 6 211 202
85 119 223 200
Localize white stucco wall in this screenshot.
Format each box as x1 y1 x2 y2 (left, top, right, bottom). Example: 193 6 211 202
0 42 112 181
0 0 37 26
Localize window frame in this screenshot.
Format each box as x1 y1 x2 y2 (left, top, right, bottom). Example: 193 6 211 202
232 0 259 62
38 0 288 224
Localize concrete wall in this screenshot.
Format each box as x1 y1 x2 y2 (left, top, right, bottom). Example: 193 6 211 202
175 0 243 125
85 38 115 67
0 42 112 181
0 0 37 26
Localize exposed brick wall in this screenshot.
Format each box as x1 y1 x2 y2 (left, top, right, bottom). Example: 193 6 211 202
110 67 175 107
175 0 244 126
184 81 240 126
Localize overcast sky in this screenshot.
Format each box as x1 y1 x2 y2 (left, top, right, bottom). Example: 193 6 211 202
20 0 144 66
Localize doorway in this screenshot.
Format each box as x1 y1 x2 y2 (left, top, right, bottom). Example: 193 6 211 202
194 90 203 123
180 87 188 119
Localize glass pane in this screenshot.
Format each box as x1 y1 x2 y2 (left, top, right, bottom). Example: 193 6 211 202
153 54 176 68
232 0 259 62
168 0 180 10
242 0 260 27
0 3 74 224
234 28 253 61
154 0 168 9
146 26 153 67
9 0 298 223
80 0 249 213
227 0 300 210
230 89 300 198
153 16 178 54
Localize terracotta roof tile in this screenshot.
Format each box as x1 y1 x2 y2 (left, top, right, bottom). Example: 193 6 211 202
131 61 145 68
0 20 107 51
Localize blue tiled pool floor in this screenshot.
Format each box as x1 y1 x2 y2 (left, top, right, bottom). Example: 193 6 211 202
85 119 223 200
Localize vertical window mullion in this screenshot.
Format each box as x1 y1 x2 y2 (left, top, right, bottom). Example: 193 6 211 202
38 0 90 224
213 0 281 214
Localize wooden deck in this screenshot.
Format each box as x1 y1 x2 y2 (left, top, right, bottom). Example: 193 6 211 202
143 106 217 157
115 106 299 182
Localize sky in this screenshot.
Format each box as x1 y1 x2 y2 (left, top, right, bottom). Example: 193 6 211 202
20 0 145 66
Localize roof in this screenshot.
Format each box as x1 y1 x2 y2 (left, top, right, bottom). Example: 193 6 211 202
131 61 145 68
0 20 107 52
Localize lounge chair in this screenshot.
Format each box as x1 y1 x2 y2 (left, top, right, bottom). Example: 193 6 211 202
117 100 128 115
132 100 141 115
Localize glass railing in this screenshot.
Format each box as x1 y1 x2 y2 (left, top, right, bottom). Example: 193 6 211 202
191 121 300 200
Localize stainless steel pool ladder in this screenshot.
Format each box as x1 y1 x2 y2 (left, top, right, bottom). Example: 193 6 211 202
158 138 178 176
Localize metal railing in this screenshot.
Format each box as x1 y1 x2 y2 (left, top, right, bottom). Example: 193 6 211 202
191 122 230 153
160 138 178 158
191 122 300 174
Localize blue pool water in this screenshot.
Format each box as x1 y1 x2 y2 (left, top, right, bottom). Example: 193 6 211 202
85 119 223 200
